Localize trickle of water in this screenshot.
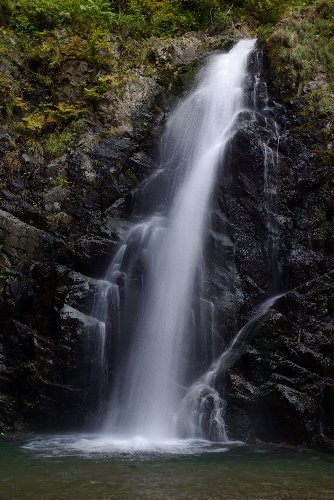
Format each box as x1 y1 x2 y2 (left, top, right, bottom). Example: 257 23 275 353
252 51 281 290
179 294 282 441
93 39 257 440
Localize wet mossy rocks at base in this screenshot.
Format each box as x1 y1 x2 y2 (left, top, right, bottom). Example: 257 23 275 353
0 0 333 450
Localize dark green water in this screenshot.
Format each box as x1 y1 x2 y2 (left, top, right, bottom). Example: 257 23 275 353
1 435 334 499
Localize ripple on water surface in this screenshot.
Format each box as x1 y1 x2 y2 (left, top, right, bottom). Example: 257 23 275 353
1 434 334 499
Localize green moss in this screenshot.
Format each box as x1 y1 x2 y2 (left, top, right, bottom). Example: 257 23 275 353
47 211 72 229
2 0 113 33
83 75 123 102
19 111 46 134
42 129 75 156
263 1 334 165
48 103 84 126
51 176 70 188
238 0 287 24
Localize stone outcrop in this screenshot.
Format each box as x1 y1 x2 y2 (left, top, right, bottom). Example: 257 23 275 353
224 271 334 450
0 210 60 270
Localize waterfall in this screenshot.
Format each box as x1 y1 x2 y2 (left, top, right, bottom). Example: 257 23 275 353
93 39 256 440
177 51 284 442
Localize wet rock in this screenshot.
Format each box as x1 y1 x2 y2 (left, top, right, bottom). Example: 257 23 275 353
254 383 315 443
43 186 70 213
21 154 39 166
0 210 62 270
56 266 109 315
225 271 334 449
127 151 154 179
92 137 133 164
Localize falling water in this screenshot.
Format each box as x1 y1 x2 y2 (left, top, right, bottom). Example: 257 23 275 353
92 39 257 440
179 294 282 441
178 54 284 440
252 50 281 290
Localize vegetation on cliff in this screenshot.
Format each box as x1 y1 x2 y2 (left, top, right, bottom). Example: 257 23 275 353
0 0 331 242
264 0 334 167
0 0 332 166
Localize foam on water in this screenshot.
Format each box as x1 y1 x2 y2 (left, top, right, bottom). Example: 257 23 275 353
22 434 242 457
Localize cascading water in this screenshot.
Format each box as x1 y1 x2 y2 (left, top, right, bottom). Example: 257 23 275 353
178 51 284 442
179 294 282 441
91 39 257 441
252 50 281 291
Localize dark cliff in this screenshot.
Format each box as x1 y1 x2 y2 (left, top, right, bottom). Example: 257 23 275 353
0 1 333 450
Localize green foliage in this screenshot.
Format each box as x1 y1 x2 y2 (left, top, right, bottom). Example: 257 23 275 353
42 116 86 157
24 30 115 74
19 111 46 133
125 0 231 37
83 75 122 101
49 103 84 126
51 176 70 188
1 0 232 39
42 129 76 156
267 3 334 89
240 0 287 24
47 211 72 229
1 0 113 33
264 1 334 166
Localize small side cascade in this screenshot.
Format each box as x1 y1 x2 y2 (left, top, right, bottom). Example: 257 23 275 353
179 295 282 440
253 50 282 290
88 280 114 415
89 216 166 417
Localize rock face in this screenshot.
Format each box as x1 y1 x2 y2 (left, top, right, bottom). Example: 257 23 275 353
191 58 334 449
0 117 159 433
224 271 334 449
203 59 332 341
0 37 333 451
0 210 60 269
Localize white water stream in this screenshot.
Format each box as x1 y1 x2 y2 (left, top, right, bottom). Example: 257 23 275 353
96 39 257 441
